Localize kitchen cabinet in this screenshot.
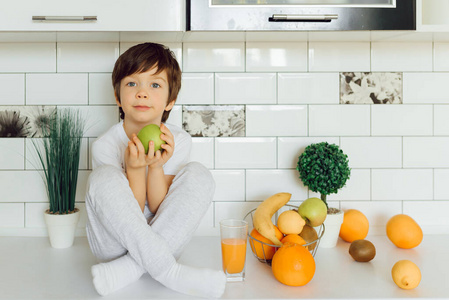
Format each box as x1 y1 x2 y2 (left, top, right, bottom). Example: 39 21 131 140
417 0 449 32
0 0 184 31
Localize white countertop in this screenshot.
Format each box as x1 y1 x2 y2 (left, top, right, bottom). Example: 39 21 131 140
1 235 448 299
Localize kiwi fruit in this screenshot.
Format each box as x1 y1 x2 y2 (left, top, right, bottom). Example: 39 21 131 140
349 239 376 262
299 224 319 251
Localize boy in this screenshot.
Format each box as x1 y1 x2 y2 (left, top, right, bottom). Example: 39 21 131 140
85 43 226 298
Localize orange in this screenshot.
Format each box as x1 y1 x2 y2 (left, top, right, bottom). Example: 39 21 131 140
386 214 423 249
271 242 316 286
281 234 307 246
339 209 369 243
249 226 283 260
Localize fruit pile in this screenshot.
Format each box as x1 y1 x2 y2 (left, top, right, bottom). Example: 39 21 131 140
248 192 424 290
248 193 327 286
339 209 423 290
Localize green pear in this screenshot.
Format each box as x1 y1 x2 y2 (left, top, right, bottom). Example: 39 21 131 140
137 124 165 154
297 197 328 227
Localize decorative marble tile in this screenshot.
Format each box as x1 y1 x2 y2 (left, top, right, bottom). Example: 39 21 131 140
182 105 245 137
0 106 56 138
340 72 402 104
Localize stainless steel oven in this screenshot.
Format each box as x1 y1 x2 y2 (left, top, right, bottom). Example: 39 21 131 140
187 0 415 31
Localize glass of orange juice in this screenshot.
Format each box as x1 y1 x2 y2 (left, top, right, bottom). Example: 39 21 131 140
219 219 248 282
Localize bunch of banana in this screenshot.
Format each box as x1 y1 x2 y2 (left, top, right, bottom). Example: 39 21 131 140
253 192 291 246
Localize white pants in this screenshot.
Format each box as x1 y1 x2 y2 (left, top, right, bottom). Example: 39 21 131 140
85 162 214 278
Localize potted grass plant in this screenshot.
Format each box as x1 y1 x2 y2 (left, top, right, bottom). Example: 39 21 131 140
33 108 86 248
297 142 351 248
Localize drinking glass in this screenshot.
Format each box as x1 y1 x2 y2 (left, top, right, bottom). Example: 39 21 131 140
219 219 248 282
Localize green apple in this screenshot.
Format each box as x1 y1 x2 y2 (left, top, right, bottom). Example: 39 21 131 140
297 197 328 227
137 124 165 154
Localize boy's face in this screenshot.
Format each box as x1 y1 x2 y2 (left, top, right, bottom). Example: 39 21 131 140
116 66 174 127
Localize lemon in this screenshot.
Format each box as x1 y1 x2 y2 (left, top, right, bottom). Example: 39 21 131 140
391 260 421 290
277 210 305 235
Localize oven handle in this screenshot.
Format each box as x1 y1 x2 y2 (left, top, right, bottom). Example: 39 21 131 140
269 14 338 22
32 16 97 22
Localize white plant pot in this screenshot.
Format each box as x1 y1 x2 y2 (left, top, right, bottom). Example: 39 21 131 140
319 209 344 248
44 209 80 249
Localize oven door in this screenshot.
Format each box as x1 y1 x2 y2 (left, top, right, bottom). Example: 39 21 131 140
187 0 416 31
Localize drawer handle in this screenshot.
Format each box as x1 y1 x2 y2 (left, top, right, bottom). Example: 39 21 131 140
269 14 338 22
32 16 97 22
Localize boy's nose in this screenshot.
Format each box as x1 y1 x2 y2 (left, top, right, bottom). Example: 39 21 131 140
136 90 149 99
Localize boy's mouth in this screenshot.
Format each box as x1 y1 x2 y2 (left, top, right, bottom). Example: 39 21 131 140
134 106 151 111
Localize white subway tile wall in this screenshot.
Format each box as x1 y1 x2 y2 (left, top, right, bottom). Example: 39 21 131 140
308 105 371 136
278 73 339 104
403 137 449 168
56 42 119 73
183 42 244 72
1 40 449 237
214 137 277 169
0 203 24 228
371 42 433 72
371 104 433 136
246 42 308 72
372 169 433 200
191 138 214 169
245 105 307 137
26 74 88 105
308 42 370 72
215 73 276 104
0 138 24 170
403 73 449 103
434 169 449 200
211 170 245 201
246 169 307 201
177 73 214 105
340 137 402 168
0 43 56 73
434 42 449 71
88 73 116 105
0 74 25 105
0 171 48 203
434 105 449 135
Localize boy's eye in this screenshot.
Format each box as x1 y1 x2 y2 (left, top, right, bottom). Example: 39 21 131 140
126 82 136 87
151 83 160 88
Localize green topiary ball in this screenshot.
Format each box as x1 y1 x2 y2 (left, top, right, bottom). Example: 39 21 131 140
297 142 351 200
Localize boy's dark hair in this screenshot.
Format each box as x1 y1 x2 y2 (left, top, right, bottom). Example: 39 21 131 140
112 42 182 122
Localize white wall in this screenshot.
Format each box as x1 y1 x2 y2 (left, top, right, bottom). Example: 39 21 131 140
1 39 449 236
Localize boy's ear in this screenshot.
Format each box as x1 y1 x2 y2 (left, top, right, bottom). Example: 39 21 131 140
114 92 121 107
165 99 176 111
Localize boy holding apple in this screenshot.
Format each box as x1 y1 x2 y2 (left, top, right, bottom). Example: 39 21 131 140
85 43 225 298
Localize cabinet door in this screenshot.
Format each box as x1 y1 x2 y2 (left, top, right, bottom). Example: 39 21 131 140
0 0 184 31
417 0 449 31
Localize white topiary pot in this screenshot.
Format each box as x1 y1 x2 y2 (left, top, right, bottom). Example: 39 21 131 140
319 209 344 248
44 209 80 249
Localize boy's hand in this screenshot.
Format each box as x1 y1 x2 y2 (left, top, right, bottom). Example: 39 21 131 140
147 123 174 169
125 134 148 171
125 124 174 171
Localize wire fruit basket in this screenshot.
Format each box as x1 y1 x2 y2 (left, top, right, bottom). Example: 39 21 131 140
244 204 325 266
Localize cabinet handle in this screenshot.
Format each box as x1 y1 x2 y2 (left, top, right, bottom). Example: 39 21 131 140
32 16 97 22
269 14 338 22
